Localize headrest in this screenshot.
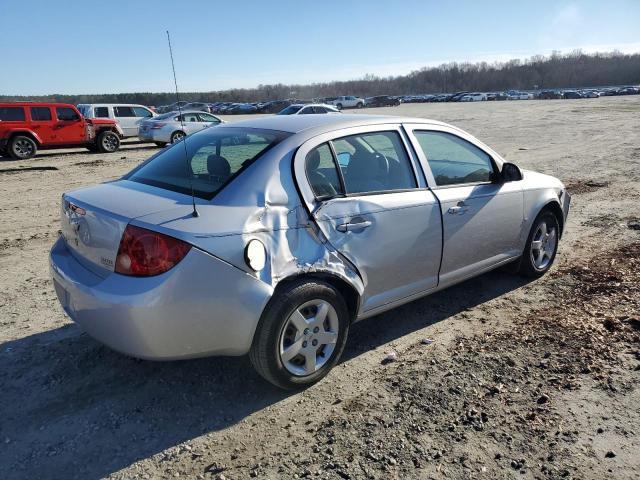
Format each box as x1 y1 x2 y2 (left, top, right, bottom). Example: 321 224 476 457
207 154 231 177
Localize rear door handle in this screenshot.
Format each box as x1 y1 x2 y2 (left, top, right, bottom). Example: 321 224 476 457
336 220 372 232
447 201 470 215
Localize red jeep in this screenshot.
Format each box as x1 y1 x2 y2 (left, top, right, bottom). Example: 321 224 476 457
0 102 124 159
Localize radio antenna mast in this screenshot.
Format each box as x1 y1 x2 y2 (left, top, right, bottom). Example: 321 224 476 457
166 30 198 218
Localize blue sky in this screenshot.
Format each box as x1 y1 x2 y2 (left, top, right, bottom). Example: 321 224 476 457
1 0 639 95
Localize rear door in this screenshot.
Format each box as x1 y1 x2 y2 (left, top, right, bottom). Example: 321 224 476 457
113 106 137 136
405 125 524 286
29 106 56 143
294 125 442 314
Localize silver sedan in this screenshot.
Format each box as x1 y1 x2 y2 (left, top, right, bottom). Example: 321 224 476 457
50 115 570 389
138 110 224 146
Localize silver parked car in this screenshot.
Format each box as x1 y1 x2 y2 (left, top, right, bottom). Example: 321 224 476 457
50 115 570 389
277 104 340 115
138 110 224 147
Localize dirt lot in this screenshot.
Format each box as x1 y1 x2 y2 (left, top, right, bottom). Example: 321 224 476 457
1 97 639 480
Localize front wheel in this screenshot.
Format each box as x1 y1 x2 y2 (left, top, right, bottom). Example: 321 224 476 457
8 135 37 159
335 103 343 110
249 280 350 390
519 210 560 277
356 102 364 108
96 131 120 153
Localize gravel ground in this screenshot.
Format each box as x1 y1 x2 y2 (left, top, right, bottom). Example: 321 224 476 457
1 97 639 479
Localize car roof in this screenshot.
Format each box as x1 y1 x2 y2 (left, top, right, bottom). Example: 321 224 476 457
0 102 76 108
224 114 451 134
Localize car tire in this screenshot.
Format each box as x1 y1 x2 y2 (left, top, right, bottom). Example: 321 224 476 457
155 142 167 148
356 102 364 108
171 131 186 144
96 131 120 153
249 279 350 390
8 135 37 160
519 209 560 278
336 103 343 110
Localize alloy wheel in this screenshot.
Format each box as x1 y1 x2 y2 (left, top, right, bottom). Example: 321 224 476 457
13 139 35 158
102 134 118 152
279 299 339 376
530 221 557 270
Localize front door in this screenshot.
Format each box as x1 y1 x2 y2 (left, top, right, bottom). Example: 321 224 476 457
53 106 85 144
295 126 443 313
407 127 524 286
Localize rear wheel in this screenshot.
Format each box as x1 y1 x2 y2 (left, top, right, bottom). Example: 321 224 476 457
96 131 120 153
250 280 350 390
8 135 37 159
519 210 560 277
171 131 186 144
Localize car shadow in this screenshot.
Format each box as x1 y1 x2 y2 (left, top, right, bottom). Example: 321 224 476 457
0 269 529 480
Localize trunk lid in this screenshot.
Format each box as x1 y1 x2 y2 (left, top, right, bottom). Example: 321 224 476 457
60 180 197 278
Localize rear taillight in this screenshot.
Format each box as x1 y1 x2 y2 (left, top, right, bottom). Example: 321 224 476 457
150 122 166 129
115 225 191 277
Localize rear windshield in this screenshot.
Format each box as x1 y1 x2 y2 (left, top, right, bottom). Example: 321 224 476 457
154 112 179 120
125 127 289 199
0 107 26 121
277 105 302 115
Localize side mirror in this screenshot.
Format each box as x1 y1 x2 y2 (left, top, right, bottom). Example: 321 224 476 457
501 162 523 182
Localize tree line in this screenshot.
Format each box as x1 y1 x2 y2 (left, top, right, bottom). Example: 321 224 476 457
2 50 639 106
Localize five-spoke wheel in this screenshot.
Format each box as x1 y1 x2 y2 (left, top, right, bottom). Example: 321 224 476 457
250 280 349 389
520 209 560 277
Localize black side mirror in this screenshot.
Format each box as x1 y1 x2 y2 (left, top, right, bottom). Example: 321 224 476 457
501 162 523 182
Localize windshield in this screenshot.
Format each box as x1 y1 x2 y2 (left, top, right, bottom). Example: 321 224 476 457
125 128 289 200
277 105 302 115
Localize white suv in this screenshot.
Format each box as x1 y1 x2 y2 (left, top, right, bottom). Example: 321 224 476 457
77 104 156 138
327 96 365 110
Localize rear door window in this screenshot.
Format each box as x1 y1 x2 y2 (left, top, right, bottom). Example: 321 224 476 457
305 143 343 198
94 107 109 117
113 106 136 117
331 131 417 194
0 107 26 121
30 107 52 121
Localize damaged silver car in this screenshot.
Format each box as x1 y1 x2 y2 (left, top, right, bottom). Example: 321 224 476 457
50 115 570 389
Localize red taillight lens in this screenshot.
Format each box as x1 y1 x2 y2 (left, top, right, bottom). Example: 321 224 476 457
150 122 166 129
115 225 191 277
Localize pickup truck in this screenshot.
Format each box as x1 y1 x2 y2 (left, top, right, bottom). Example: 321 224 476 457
0 102 124 159
326 96 365 110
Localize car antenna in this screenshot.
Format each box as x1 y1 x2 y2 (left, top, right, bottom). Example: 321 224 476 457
166 30 198 218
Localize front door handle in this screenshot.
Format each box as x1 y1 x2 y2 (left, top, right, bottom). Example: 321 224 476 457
447 201 470 215
336 219 372 232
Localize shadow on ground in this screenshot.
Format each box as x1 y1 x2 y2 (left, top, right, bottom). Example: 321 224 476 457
0 269 529 480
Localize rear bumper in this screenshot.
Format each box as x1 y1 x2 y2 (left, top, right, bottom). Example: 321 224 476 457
49 236 273 360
